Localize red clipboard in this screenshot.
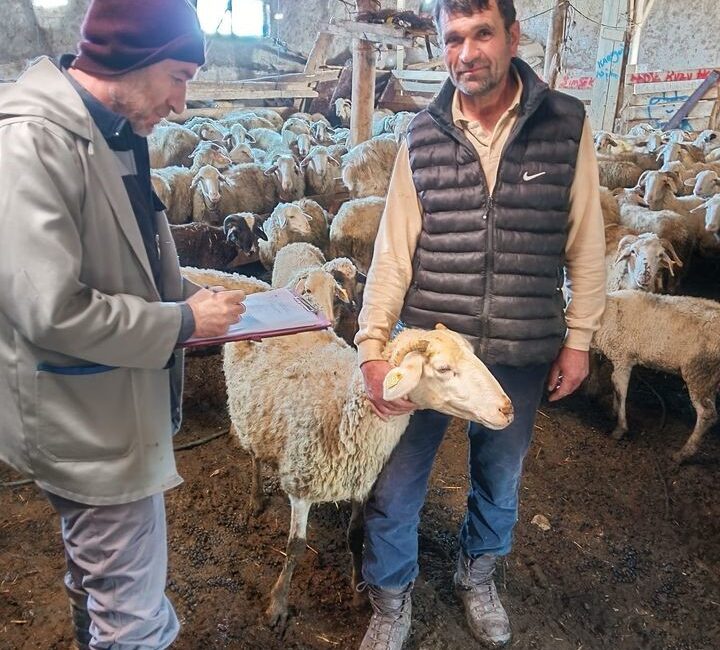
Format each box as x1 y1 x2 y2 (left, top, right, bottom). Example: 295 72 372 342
178 288 332 349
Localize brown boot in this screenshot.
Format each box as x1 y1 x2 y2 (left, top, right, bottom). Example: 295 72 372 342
454 553 511 647
358 582 412 650
65 585 91 650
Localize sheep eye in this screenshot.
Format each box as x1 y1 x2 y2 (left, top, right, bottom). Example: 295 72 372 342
436 365 453 374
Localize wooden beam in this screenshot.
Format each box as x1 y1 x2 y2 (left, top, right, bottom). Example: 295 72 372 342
304 32 334 74
589 0 629 131
665 70 720 130
543 0 567 88
350 1 378 147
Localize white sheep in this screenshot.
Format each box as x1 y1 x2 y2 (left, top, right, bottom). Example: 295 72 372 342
608 230 682 292
301 145 342 195
188 141 233 173
592 290 720 463
684 169 720 198
226 142 254 165
222 323 513 629
329 196 386 273
341 135 399 198
151 166 194 224
271 242 326 288
187 120 227 145
222 162 280 215
180 266 271 294
148 123 200 169
264 153 306 202
258 202 315 270
248 127 286 152
191 164 227 225
221 111 276 132
334 98 352 127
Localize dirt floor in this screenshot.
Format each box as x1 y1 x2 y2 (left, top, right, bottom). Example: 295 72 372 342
2 261 720 650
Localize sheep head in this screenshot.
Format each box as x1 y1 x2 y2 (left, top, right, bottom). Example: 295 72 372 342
190 141 232 170
383 324 514 429
265 155 302 200
685 170 720 199
268 203 313 236
692 195 720 238
191 165 227 206
334 98 352 123
642 170 680 210
227 142 254 164
223 212 268 254
291 269 349 324
615 233 681 291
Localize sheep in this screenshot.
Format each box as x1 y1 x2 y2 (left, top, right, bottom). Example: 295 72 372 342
248 127 286 152
640 170 706 218
151 166 194 224
264 153 306 202
609 231 683 293
222 322 513 629
341 135 399 198
224 123 256 149
626 123 656 137
293 197 330 252
221 162 279 215
684 170 720 198
592 290 720 463
247 107 285 131
693 129 720 156
290 132 313 159
271 242 326 288
371 109 395 137
597 159 644 191
148 123 200 168
187 120 227 144
223 212 268 256
328 196 386 273
188 141 233 173
257 202 315 270
171 222 248 270
656 141 704 168
180 266 271 294
691 194 720 251
391 111 415 142
282 117 313 137
300 145 342 195
599 186 621 225
334 97 352 127
289 111 332 127
191 165 228 225
221 111 276 132
310 120 335 146
331 127 351 146
226 142 254 165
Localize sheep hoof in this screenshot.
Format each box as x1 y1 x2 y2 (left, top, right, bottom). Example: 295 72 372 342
266 600 288 633
611 426 627 441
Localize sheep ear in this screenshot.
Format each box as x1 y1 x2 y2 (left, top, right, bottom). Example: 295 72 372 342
690 201 709 213
356 271 367 283
300 157 310 167
383 351 424 401
293 278 306 294
637 170 650 186
329 156 341 165
246 132 256 143
254 221 268 240
264 165 277 177
684 177 697 187
301 211 314 222
666 175 681 194
334 284 351 304
190 175 200 188
615 235 637 263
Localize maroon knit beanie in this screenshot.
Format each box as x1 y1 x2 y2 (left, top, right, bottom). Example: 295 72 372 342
73 0 206 76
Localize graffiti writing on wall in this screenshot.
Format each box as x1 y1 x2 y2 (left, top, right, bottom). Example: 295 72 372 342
596 46 624 80
558 75 595 90
630 68 713 84
643 91 692 129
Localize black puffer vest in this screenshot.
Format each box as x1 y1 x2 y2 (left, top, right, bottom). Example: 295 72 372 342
401 58 585 366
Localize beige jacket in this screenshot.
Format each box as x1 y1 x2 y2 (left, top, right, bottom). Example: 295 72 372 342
356 81 607 365
0 57 195 505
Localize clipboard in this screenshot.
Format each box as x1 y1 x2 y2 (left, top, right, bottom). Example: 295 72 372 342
178 288 332 349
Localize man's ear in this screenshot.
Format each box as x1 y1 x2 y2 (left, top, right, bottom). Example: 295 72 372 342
383 351 424 401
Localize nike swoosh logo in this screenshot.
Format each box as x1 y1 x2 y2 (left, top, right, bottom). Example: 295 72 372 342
522 171 546 181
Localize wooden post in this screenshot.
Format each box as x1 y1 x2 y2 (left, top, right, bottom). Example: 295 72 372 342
396 0 406 72
589 0 630 131
350 0 377 147
543 0 567 88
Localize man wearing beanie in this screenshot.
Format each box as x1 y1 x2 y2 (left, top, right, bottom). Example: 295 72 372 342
0 1 246 648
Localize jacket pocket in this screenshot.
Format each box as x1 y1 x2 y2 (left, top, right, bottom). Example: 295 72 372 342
34 366 137 462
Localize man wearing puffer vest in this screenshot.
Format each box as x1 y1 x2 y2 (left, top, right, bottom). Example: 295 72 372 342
355 1 606 648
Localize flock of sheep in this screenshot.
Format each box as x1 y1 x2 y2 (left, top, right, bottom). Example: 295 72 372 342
149 101 720 628
592 124 720 463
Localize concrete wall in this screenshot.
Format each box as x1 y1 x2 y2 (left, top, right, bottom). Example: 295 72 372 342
637 0 720 71
0 0 717 82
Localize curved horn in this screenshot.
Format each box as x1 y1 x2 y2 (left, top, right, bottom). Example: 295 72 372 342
389 337 430 366
659 239 683 273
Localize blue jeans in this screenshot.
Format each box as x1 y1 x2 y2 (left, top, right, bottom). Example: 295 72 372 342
362 363 550 589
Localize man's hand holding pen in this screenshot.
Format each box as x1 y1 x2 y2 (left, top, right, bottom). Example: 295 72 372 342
186 286 246 338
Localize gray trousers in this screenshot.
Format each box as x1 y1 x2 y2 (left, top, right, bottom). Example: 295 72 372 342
45 491 179 650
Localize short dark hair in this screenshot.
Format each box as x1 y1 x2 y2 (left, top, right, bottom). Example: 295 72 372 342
433 0 517 32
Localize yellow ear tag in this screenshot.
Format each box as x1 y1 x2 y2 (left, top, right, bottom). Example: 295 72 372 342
386 371 402 389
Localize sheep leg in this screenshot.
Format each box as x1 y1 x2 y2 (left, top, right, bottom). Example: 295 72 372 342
610 364 633 440
672 383 719 464
248 451 265 517
266 495 310 632
347 500 366 607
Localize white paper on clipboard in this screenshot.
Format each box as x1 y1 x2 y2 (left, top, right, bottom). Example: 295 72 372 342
179 288 331 349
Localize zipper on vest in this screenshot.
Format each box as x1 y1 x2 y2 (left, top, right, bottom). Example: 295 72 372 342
479 195 494 359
